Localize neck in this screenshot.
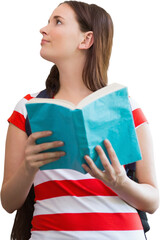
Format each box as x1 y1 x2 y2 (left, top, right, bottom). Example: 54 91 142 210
55 53 92 98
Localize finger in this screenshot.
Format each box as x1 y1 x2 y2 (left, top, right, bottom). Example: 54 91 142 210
33 151 66 162
26 151 66 164
95 145 113 172
104 140 120 168
33 157 61 168
82 163 94 176
32 141 64 154
84 155 96 170
28 131 53 145
83 155 103 179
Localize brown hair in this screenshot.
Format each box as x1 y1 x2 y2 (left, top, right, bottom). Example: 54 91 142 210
11 1 114 239
46 1 114 96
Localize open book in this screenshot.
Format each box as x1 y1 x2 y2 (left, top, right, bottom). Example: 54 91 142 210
25 83 142 173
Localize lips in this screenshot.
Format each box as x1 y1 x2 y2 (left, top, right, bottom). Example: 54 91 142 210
41 39 50 45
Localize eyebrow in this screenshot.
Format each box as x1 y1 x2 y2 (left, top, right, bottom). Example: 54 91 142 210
48 15 65 23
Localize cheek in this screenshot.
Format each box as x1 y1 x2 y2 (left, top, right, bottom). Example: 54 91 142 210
59 32 80 53
40 30 81 61
55 27 80 47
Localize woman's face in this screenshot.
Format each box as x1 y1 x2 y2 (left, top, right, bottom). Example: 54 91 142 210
40 3 85 63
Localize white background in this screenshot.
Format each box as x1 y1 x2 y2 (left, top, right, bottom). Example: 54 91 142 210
0 0 159 239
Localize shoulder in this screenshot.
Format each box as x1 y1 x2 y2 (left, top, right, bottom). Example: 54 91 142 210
14 92 40 117
8 92 40 132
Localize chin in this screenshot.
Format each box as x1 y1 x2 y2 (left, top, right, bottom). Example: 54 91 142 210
40 49 55 63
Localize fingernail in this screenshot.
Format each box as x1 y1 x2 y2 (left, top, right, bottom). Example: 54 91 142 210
95 145 101 150
47 131 52 135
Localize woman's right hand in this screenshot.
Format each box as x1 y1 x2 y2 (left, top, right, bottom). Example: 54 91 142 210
24 131 65 174
1 126 66 213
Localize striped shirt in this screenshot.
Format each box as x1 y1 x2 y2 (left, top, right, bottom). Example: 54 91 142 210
8 92 147 240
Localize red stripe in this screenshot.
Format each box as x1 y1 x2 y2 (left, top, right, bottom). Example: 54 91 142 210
31 212 143 231
34 179 117 201
8 111 26 132
24 94 34 101
132 108 147 128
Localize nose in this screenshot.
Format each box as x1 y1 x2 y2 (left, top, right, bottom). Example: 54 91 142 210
40 25 48 35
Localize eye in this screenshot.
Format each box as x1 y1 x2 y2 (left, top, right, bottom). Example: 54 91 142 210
56 19 62 25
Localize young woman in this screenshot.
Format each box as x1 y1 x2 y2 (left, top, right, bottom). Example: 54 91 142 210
1 1 159 239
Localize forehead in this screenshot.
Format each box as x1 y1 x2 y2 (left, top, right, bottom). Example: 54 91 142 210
50 4 77 22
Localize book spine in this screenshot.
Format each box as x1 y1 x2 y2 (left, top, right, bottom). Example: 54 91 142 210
72 109 89 165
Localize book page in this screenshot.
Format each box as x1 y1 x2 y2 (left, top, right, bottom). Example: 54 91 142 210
77 83 125 109
27 83 125 110
27 98 76 110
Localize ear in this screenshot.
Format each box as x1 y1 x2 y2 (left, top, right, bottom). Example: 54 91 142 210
78 31 94 50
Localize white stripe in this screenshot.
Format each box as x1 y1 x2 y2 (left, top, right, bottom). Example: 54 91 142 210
34 169 94 186
136 121 148 129
14 92 39 119
30 230 145 240
33 196 137 216
14 97 28 118
30 92 40 98
129 97 139 111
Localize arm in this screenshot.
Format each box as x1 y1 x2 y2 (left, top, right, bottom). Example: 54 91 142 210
1 124 65 213
82 123 159 214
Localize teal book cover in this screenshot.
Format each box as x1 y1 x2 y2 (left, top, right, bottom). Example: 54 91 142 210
25 83 142 174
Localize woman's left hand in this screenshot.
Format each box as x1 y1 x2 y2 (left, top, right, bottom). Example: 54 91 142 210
82 139 127 190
